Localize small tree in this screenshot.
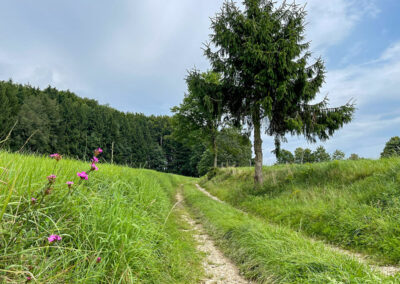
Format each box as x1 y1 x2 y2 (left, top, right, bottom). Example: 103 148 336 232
172 71 224 168
313 146 330 162
276 149 294 164
205 0 354 185
197 127 252 175
332 150 345 160
348 153 360 160
294 147 304 164
294 147 314 164
303 148 314 163
381 136 400 158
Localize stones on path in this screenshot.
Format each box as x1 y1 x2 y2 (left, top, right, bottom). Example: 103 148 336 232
175 191 249 284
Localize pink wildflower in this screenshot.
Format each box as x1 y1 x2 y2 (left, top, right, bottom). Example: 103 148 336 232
27 276 32 281
47 174 56 183
50 153 62 161
77 171 88 180
48 234 62 243
96 257 101 263
91 163 98 171
94 148 103 157
31 197 37 205
66 181 74 188
92 156 99 163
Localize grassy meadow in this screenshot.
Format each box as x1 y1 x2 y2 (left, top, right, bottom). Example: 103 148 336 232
181 183 393 283
0 151 201 283
200 158 400 265
2 150 400 283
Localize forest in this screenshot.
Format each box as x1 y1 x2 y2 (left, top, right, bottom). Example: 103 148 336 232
0 80 251 176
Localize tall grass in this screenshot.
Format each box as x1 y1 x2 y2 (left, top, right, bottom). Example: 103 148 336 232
200 158 400 265
0 151 201 283
182 183 393 283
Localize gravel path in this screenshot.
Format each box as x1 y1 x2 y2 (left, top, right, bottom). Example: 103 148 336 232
176 191 249 284
194 184 400 277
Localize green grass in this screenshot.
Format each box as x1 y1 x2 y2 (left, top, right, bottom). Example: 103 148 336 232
182 182 394 283
0 151 202 283
200 158 400 265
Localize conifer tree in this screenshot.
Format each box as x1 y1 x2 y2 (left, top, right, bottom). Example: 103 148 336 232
205 0 354 185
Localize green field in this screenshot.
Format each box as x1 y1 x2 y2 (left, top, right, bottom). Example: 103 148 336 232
200 158 400 265
0 151 201 283
2 152 399 283
182 183 392 283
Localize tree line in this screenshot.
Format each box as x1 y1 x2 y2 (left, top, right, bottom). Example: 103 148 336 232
276 135 400 164
276 146 362 164
0 80 251 177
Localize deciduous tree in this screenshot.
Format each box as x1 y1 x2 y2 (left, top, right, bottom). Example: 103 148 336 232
312 146 330 162
276 149 294 164
172 71 224 168
332 150 345 160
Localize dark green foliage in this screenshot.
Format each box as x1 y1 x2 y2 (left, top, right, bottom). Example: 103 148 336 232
0 80 251 177
204 0 355 184
171 71 224 168
196 127 252 175
0 81 187 175
0 80 20 140
289 146 335 164
313 145 331 162
276 149 295 164
381 136 400 158
294 147 314 164
0 82 170 170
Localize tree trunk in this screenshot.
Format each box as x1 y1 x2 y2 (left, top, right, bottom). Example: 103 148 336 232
213 136 218 168
253 108 263 185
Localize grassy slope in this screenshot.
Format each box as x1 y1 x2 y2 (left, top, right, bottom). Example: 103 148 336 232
200 158 400 265
0 152 201 283
182 183 393 283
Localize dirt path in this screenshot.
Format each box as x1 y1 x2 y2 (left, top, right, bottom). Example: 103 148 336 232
329 245 400 276
175 191 249 284
194 184 400 277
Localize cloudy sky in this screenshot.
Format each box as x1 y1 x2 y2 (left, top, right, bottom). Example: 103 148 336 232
0 0 399 164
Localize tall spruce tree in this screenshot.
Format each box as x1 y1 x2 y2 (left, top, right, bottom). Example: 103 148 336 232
205 0 354 185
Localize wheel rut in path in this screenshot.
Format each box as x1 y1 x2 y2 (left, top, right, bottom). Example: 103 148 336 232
194 184 400 277
175 191 249 284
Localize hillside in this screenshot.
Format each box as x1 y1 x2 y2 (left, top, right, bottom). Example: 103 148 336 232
200 158 400 265
0 80 251 177
0 151 202 283
2 152 399 283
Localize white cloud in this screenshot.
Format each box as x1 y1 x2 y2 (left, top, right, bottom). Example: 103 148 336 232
262 40 400 164
295 0 380 52
322 41 400 107
380 42 400 61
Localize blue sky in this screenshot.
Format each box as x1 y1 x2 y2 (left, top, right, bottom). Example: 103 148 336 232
0 0 399 164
